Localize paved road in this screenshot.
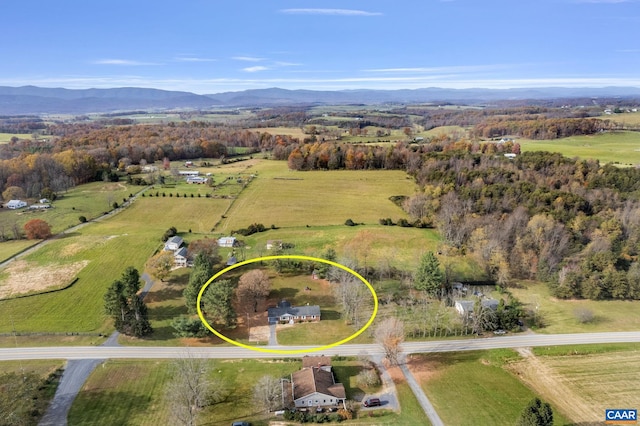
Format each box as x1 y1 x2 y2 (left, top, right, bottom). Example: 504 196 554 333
399 361 443 426
3 331 640 361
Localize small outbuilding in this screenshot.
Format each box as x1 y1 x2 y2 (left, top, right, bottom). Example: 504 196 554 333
217 236 237 248
164 235 184 251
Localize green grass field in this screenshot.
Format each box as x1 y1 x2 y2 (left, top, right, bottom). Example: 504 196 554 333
68 358 303 426
0 132 32 143
217 160 416 232
414 350 571 426
509 280 640 334
0 239 38 262
0 181 136 237
519 130 640 165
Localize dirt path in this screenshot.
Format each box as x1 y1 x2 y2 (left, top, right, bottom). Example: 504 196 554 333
511 348 598 424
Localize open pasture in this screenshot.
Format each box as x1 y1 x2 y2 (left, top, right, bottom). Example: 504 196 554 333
508 346 640 424
519 130 640 165
0 132 32 143
68 358 302 426
509 280 640 334
217 160 416 232
413 350 571 426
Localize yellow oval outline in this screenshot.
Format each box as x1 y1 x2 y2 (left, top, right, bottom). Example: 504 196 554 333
196 255 378 354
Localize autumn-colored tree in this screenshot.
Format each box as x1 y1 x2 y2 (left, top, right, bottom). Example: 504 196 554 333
237 269 271 313
2 186 25 201
187 238 221 265
148 251 175 282
23 219 52 239
374 317 404 366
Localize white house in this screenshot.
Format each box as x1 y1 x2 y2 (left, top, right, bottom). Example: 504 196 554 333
174 247 188 267
455 299 499 317
5 200 27 209
217 237 237 248
164 235 184 251
178 170 200 176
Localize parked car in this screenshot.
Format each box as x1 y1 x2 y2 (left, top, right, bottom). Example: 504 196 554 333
231 422 250 426
363 397 382 407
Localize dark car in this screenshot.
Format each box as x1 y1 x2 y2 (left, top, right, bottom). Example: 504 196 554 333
231 422 250 426
363 397 382 407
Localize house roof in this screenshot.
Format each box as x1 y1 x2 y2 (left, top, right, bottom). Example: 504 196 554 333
292 367 346 401
174 247 188 257
166 235 183 245
455 299 499 313
6 199 26 205
268 304 321 319
302 356 332 369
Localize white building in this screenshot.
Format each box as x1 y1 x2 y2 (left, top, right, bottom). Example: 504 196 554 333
5 200 27 209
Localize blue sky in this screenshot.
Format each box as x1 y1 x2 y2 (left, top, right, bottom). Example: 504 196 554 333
2 0 640 93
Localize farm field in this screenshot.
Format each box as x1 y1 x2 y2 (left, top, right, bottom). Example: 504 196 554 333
509 281 640 334
598 111 640 125
0 187 231 335
508 345 640 424
412 350 571 426
519 130 640 165
0 132 32 142
217 159 416 231
0 181 136 237
0 239 38 262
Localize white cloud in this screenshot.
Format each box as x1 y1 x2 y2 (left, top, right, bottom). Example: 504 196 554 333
175 56 216 62
280 8 382 16
92 59 160 66
242 66 269 72
365 64 512 74
232 56 265 62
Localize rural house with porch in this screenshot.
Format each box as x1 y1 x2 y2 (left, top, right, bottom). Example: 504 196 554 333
268 300 321 324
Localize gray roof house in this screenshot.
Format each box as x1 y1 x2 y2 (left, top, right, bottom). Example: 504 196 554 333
174 247 188 267
290 363 346 409
164 236 183 251
455 299 499 316
268 300 321 324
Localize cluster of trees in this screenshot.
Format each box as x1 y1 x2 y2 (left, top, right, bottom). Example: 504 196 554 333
103 267 152 337
0 121 300 200
472 117 615 140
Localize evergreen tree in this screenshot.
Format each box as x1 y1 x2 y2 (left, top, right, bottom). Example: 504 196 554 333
184 253 214 314
201 279 236 328
104 267 152 337
516 398 554 426
414 252 444 298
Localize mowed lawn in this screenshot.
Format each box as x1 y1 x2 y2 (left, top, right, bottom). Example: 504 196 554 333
0 239 38 262
509 281 640 333
0 194 230 334
519 130 640 165
217 160 416 232
413 350 571 426
68 358 302 426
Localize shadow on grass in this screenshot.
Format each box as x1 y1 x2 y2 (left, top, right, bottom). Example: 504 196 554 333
320 310 341 320
270 287 299 300
145 286 184 303
333 364 365 400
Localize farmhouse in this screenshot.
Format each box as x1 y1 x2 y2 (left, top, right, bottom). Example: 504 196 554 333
454 299 499 317
5 200 27 209
173 247 188 267
217 236 237 248
268 300 321 324
290 359 346 409
164 235 184 251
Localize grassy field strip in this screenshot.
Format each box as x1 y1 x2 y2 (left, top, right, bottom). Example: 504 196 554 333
414 350 572 426
218 160 415 231
519 131 640 165
509 350 640 424
509 281 640 334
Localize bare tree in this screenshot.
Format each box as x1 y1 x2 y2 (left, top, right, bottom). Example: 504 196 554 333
237 269 271 313
333 276 369 329
374 317 405 366
252 375 283 413
166 354 227 426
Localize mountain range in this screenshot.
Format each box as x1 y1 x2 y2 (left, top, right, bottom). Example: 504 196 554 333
1 85 640 115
